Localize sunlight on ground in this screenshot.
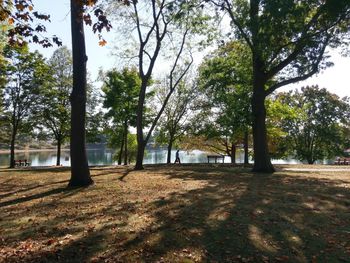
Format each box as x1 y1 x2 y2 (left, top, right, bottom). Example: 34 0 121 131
1 165 350 262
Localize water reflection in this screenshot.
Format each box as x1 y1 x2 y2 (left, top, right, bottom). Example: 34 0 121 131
0 148 303 167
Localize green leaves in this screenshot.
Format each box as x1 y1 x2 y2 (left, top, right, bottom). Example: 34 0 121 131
197 40 252 142
274 86 350 163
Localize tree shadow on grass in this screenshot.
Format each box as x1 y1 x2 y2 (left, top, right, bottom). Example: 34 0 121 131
112 167 350 262
0 180 70 200
118 169 133 182
2 165 349 262
0 186 81 208
0 166 71 174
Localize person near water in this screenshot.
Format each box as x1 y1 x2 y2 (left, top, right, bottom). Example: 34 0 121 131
174 150 181 164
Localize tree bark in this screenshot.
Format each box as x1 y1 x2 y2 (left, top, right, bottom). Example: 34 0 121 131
249 0 274 173
9 128 16 168
68 0 93 186
244 130 249 165
167 138 173 164
231 143 236 164
135 142 145 170
118 132 124 165
56 136 61 166
135 82 148 170
123 120 128 165
251 87 275 173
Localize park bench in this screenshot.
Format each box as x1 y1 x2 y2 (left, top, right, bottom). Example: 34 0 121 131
334 157 350 165
14 159 31 167
207 155 225 163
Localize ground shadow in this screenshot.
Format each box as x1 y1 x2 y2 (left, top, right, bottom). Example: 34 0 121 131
1 165 349 262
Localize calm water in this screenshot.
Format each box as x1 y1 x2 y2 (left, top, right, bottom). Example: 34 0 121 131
0 148 302 167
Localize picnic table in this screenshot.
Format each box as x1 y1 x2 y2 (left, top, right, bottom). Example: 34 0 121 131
207 155 225 163
334 157 350 165
14 159 31 167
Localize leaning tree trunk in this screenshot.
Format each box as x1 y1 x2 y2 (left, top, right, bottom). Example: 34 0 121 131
251 87 275 173
244 130 249 165
68 0 93 186
56 136 61 166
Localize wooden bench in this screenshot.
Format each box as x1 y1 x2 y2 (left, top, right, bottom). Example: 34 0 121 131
207 155 225 163
14 159 31 166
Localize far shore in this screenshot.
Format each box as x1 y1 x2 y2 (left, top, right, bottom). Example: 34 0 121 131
0 148 69 154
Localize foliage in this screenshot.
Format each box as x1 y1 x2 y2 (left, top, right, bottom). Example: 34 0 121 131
102 67 141 164
0 44 50 166
106 0 215 169
86 79 105 143
108 131 138 164
34 46 72 165
38 47 72 143
265 97 298 159
196 41 252 160
0 0 112 47
154 77 198 162
102 67 140 128
0 0 61 47
275 86 350 164
209 0 350 172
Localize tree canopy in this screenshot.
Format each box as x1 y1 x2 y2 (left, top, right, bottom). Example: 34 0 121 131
207 0 350 172
276 86 350 164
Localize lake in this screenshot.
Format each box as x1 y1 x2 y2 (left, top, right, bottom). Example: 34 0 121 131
0 148 303 167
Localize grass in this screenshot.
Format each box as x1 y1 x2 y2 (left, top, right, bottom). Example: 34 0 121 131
0 164 349 262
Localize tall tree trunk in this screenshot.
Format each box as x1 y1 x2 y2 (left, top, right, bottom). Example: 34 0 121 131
244 130 249 165
135 142 145 170
124 120 128 165
135 82 148 170
9 127 16 168
56 136 61 166
249 0 274 173
68 0 93 186
167 137 173 164
118 132 124 165
251 87 275 173
231 143 236 164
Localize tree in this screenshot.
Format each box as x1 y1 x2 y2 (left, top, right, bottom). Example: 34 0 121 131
69 0 111 186
1 0 110 182
0 0 62 47
0 44 49 168
155 78 197 164
108 0 212 170
276 86 350 164
209 0 350 172
69 0 92 186
197 41 252 164
38 46 72 166
102 67 140 165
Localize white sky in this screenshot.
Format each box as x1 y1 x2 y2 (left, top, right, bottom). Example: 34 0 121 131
31 0 350 98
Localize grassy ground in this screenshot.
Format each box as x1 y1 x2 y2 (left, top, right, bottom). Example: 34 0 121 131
0 164 349 263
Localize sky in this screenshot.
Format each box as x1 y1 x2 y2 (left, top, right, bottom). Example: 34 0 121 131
31 0 350 98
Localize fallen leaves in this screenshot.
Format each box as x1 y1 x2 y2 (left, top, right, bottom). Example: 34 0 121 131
1 165 350 262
